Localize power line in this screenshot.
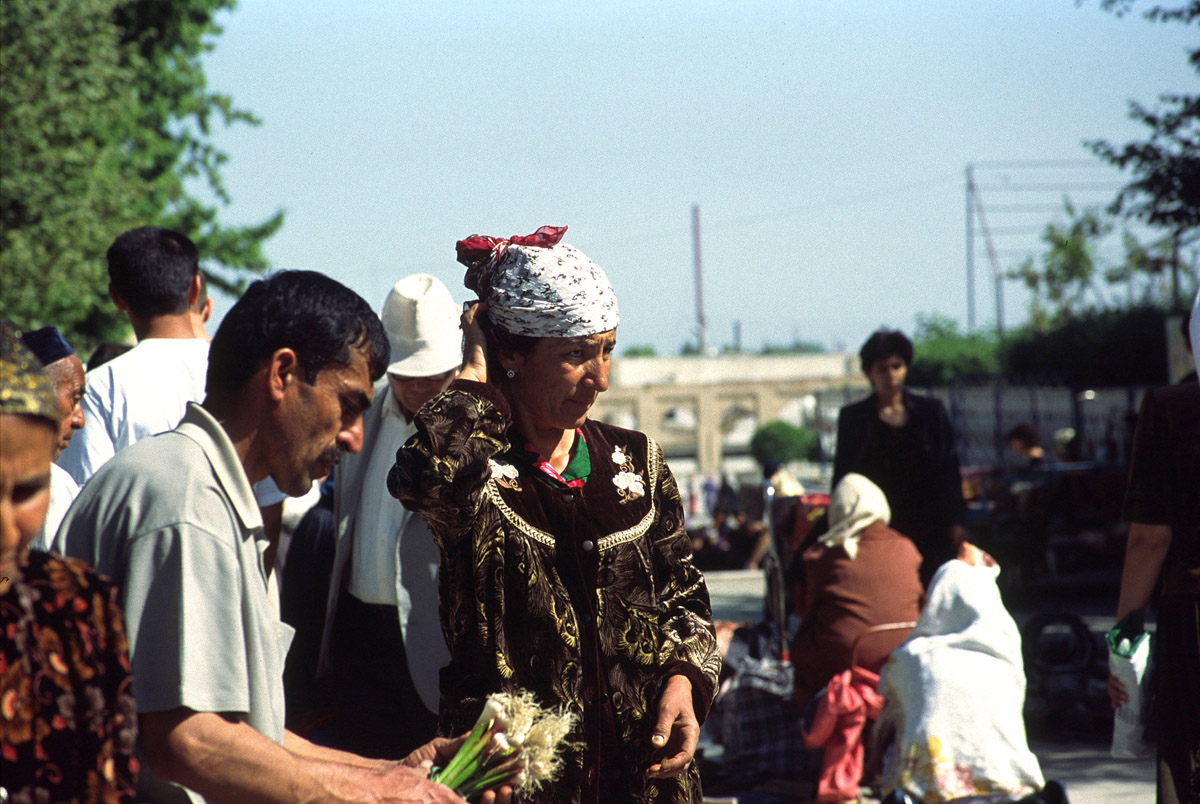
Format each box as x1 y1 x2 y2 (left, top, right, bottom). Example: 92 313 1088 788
974 182 1123 192
968 159 1102 169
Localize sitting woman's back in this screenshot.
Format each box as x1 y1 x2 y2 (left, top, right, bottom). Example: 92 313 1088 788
791 473 924 707
877 557 1045 803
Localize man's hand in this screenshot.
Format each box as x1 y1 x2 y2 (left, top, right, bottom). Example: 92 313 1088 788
645 674 699 780
401 733 514 804
375 764 467 803
956 540 996 567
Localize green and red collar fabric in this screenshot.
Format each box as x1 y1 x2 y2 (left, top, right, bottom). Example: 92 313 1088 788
508 429 591 488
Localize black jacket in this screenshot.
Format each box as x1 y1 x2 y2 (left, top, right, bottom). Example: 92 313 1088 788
832 389 966 555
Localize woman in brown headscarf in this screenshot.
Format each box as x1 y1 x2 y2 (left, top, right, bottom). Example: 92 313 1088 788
1 321 138 802
790 473 923 708
388 227 720 804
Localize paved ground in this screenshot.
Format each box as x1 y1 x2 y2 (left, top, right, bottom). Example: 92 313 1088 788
701 569 1156 803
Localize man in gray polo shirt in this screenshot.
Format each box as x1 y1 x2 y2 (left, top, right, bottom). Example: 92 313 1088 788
58 271 506 804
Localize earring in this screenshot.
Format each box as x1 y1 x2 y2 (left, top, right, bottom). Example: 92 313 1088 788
505 369 516 379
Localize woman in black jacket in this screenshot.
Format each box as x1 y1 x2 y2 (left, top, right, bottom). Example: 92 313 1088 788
832 329 967 584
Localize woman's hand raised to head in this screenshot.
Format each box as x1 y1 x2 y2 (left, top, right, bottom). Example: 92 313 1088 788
459 301 489 385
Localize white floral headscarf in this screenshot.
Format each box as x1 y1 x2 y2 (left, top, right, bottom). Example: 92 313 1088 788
819 473 891 560
456 225 619 338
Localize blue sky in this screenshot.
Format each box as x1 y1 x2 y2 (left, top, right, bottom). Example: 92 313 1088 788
197 0 1197 354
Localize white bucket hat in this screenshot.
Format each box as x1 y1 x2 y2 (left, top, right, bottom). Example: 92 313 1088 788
380 274 462 377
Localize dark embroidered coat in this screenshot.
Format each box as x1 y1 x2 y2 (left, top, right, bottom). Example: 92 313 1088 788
0 551 138 804
388 381 720 804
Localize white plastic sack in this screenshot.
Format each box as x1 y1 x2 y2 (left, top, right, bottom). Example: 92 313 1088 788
1108 626 1153 759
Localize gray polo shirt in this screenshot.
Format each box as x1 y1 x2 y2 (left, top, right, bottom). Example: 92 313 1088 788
58 403 293 804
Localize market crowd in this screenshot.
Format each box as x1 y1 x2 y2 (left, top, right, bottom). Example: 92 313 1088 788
2 224 1197 804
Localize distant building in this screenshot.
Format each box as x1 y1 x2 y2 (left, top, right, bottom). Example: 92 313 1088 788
592 352 867 477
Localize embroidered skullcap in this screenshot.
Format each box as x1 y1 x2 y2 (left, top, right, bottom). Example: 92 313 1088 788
0 321 60 426
19 325 75 367
456 225 619 338
819 473 891 560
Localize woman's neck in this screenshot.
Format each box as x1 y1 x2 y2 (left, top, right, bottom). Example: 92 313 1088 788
511 406 576 472
874 388 908 427
875 387 904 410
527 427 576 472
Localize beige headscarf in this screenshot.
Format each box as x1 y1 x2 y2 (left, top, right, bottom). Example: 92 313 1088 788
819 473 891 559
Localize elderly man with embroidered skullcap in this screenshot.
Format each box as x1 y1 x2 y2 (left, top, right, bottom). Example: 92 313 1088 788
318 274 460 759
19 325 85 548
389 226 720 804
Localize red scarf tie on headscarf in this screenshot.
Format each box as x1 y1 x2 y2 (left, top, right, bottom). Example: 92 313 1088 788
456 225 568 296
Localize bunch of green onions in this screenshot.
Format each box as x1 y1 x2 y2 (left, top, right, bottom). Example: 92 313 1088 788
431 690 576 800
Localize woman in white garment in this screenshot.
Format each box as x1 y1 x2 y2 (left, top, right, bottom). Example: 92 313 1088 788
875 547 1065 804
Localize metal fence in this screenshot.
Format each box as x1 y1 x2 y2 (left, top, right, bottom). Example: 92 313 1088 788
810 381 1150 471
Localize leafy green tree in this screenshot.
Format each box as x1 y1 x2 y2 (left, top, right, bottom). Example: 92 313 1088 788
112 0 283 297
1088 0 1198 308
749 420 819 469
1 0 146 346
1007 202 1113 330
622 345 658 357
1 0 282 352
907 313 1000 385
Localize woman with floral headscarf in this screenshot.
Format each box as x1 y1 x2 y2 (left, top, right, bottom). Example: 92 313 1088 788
388 227 720 804
0 321 138 802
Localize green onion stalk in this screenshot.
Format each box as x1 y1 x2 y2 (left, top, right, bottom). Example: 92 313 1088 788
429 691 577 800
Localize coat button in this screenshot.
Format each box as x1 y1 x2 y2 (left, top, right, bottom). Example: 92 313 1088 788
563 492 575 503
582 540 595 551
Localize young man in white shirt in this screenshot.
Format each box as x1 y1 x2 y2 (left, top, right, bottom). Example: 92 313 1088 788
58 226 210 486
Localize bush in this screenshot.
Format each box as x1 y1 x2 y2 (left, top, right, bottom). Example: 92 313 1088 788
749 420 820 469
1002 305 1169 386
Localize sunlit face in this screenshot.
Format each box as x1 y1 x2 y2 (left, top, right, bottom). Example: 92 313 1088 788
387 368 456 420
271 348 374 496
867 355 908 399
503 330 615 432
1 414 56 581
45 355 85 457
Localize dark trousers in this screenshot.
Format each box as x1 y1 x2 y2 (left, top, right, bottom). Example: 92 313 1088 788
329 590 439 759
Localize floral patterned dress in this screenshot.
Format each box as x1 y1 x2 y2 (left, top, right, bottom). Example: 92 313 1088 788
388 381 721 804
1 551 138 803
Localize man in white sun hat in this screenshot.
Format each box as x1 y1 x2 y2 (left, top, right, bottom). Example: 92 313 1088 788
319 273 462 758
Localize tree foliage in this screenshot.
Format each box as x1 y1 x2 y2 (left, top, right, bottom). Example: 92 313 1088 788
749 420 819 469
1 0 145 346
1007 202 1117 329
907 313 1000 385
1087 0 1199 276
1 0 282 352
